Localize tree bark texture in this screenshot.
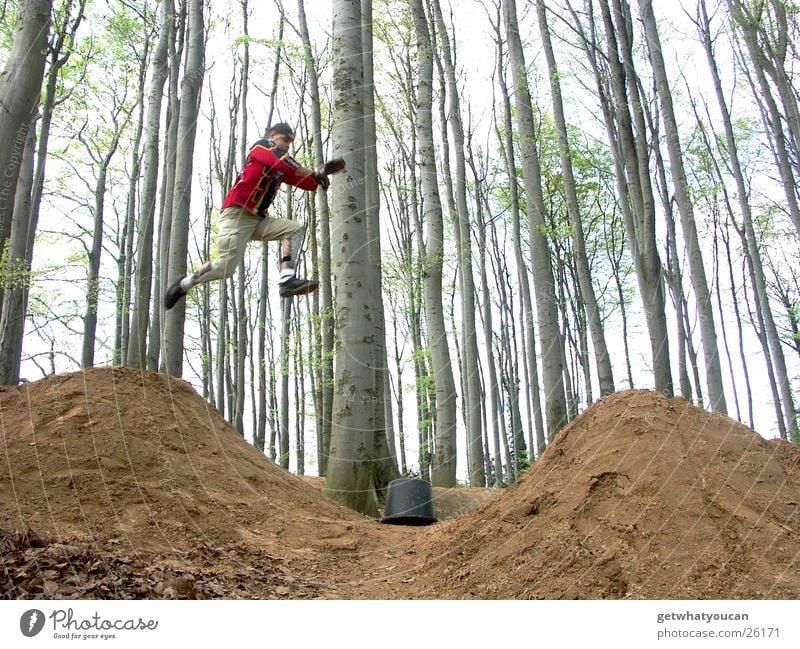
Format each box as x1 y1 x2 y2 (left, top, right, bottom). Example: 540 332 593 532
165 0 205 377
502 0 568 438
324 0 378 516
408 0 459 486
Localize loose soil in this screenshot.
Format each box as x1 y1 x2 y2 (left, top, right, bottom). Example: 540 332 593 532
1 367 798 599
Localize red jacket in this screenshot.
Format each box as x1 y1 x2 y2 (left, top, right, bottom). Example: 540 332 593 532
222 139 318 217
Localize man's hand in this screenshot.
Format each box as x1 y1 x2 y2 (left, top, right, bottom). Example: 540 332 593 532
310 158 345 190
322 158 346 175
311 170 330 190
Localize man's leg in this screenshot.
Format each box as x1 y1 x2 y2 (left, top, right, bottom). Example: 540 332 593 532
255 217 319 298
165 207 259 309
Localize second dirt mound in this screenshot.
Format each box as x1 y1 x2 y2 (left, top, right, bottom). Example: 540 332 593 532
403 390 800 599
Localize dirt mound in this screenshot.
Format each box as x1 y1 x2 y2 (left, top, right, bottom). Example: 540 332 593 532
0 367 405 598
2 370 799 599
400 390 800 599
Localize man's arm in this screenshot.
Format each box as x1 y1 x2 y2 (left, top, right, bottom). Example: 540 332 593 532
284 162 328 191
247 139 324 191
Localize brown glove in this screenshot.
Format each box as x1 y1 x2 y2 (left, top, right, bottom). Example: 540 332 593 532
322 158 346 175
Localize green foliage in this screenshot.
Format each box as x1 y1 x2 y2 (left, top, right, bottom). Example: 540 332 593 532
374 0 413 34
0 241 35 290
0 0 21 54
102 7 144 60
516 448 531 474
247 35 304 62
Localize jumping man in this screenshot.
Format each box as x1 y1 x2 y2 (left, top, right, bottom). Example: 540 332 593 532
165 122 341 309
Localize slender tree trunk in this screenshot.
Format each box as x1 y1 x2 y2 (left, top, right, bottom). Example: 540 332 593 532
537 0 615 398
408 0 458 486
279 298 291 468
82 109 128 368
116 29 149 367
699 0 797 437
391 313 408 475
639 0 726 411
256 16 283 456
164 0 204 377
294 314 306 474
150 1 185 372
232 1 249 436
431 0 484 486
0 122 36 384
491 7 545 455
589 0 673 395
712 209 743 420
647 98 694 400
297 0 334 474
363 0 400 491
81 155 112 368
469 148 504 485
0 0 84 384
503 0 567 437
0 0 51 253
606 209 635 389
255 253 268 452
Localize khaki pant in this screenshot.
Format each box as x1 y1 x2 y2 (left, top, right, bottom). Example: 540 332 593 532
195 206 300 284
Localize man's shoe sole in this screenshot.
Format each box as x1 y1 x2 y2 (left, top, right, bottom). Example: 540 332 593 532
279 279 319 298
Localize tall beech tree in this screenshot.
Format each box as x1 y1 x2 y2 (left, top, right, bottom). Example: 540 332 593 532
408 0 459 485
324 0 378 515
502 0 568 438
639 0 726 413
164 0 204 377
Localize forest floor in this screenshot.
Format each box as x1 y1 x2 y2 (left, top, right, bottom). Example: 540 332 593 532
1 366 799 599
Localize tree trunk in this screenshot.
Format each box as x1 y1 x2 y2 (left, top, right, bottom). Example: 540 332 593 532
81 104 128 368
502 0 568 438
0 122 36 384
324 0 378 516
297 0 334 474
128 0 171 368
279 298 291 467
594 0 673 395
0 0 51 252
491 6 545 456
256 14 283 456
700 0 797 438
116 26 149 367
469 147 504 485
233 2 249 437
0 0 84 385
536 0 615 398
408 0 459 486
164 0 205 377
363 0 400 492
82 151 115 368
150 0 186 372
639 0 726 412
431 0 485 486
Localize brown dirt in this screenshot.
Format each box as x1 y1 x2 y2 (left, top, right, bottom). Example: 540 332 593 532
1 367 798 599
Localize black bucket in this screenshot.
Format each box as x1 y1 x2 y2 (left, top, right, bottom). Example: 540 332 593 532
380 478 437 525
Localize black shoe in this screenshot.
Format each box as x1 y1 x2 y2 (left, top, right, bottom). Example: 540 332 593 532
164 277 188 310
279 276 319 298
